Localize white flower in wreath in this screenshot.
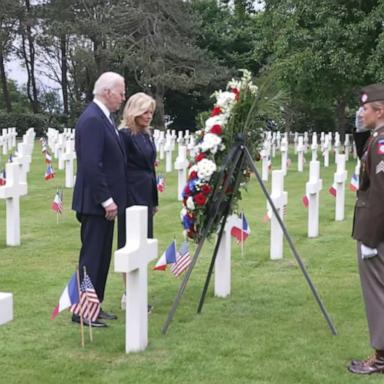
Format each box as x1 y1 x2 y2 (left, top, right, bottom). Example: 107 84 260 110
180 207 188 221
200 133 222 153
186 196 195 210
249 84 258 95
215 90 237 110
196 158 217 181
228 79 242 91
205 115 227 132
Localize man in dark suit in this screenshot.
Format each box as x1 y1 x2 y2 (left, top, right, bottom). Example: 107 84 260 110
72 72 127 327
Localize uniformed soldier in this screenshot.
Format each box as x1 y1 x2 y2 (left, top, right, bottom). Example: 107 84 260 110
349 84 384 374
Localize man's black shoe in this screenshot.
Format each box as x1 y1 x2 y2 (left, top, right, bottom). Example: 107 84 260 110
98 309 117 320
71 314 108 328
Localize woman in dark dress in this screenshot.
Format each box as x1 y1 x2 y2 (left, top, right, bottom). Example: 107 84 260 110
118 92 158 310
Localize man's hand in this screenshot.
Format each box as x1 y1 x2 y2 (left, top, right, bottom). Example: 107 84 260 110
104 202 118 221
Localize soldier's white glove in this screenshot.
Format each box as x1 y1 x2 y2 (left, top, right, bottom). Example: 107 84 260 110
355 107 369 133
361 243 378 259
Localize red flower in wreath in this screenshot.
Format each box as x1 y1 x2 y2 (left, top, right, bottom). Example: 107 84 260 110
200 184 212 195
194 192 207 206
210 124 223 135
189 170 198 180
195 153 206 162
184 184 191 195
211 106 222 116
230 87 240 101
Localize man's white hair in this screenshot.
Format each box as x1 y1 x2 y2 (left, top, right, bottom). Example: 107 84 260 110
93 72 125 96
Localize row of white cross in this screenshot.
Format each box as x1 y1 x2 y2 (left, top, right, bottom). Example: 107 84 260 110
0 127 35 326
0 128 17 155
46 128 76 188
0 128 355 354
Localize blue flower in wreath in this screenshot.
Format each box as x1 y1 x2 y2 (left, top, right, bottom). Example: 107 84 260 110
188 179 198 193
182 214 194 230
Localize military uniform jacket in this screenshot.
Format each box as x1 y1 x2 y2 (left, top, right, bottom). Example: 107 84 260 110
353 125 384 247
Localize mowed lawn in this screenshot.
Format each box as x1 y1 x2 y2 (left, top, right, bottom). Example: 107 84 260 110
0 140 381 384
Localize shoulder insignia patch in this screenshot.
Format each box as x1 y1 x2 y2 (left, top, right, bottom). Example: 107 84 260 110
376 160 384 174
377 139 384 155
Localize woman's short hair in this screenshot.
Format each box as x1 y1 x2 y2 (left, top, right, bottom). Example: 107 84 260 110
119 92 156 133
93 72 125 96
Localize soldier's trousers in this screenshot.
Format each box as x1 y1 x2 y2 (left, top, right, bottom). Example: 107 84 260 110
358 241 384 350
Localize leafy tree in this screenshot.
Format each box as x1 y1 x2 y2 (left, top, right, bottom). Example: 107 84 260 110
0 0 22 112
263 0 382 132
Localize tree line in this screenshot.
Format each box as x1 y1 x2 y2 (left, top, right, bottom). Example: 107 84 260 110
1 0 383 133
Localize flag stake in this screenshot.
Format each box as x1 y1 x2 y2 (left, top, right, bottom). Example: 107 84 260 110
241 211 244 258
83 266 93 342
76 267 85 348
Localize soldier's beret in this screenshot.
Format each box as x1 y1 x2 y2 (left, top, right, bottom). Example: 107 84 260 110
360 84 384 105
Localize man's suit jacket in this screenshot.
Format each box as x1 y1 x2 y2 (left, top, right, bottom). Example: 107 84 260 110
72 102 128 216
120 128 158 208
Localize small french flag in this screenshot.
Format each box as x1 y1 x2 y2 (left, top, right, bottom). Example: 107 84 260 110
262 210 272 223
230 213 251 243
349 174 359 192
154 240 177 271
0 169 6 186
302 195 309 208
45 164 55 180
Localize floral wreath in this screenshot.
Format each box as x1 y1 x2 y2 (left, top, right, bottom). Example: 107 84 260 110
180 70 262 242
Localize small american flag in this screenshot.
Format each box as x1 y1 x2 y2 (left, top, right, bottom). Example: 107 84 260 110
70 273 100 321
171 242 191 277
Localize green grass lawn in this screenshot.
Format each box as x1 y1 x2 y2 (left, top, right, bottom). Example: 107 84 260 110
0 142 381 384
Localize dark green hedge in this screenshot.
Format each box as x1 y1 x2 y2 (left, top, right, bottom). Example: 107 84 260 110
0 112 52 137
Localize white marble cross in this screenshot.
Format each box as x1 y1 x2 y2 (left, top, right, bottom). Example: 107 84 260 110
0 162 28 246
177 130 184 144
56 134 65 170
174 145 189 201
114 206 158 353
22 129 35 156
306 161 322 237
0 292 13 325
171 130 177 151
214 214 239 298
6 128 13 150
2 129 8 155
14 143 31 184
334 132 341 160
261 140 271 182
164 134 173 173
333 154 348 221
268 170 288 260
276 131 281 151
303 132 309 153
62 140 76 188
280 136 288 176
297 136 305 172
159 131 165 160
271 132 276 158
322 135 330 168
344 134 351 162
293 132 299 154
188 134 198 158
311 133 318 161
